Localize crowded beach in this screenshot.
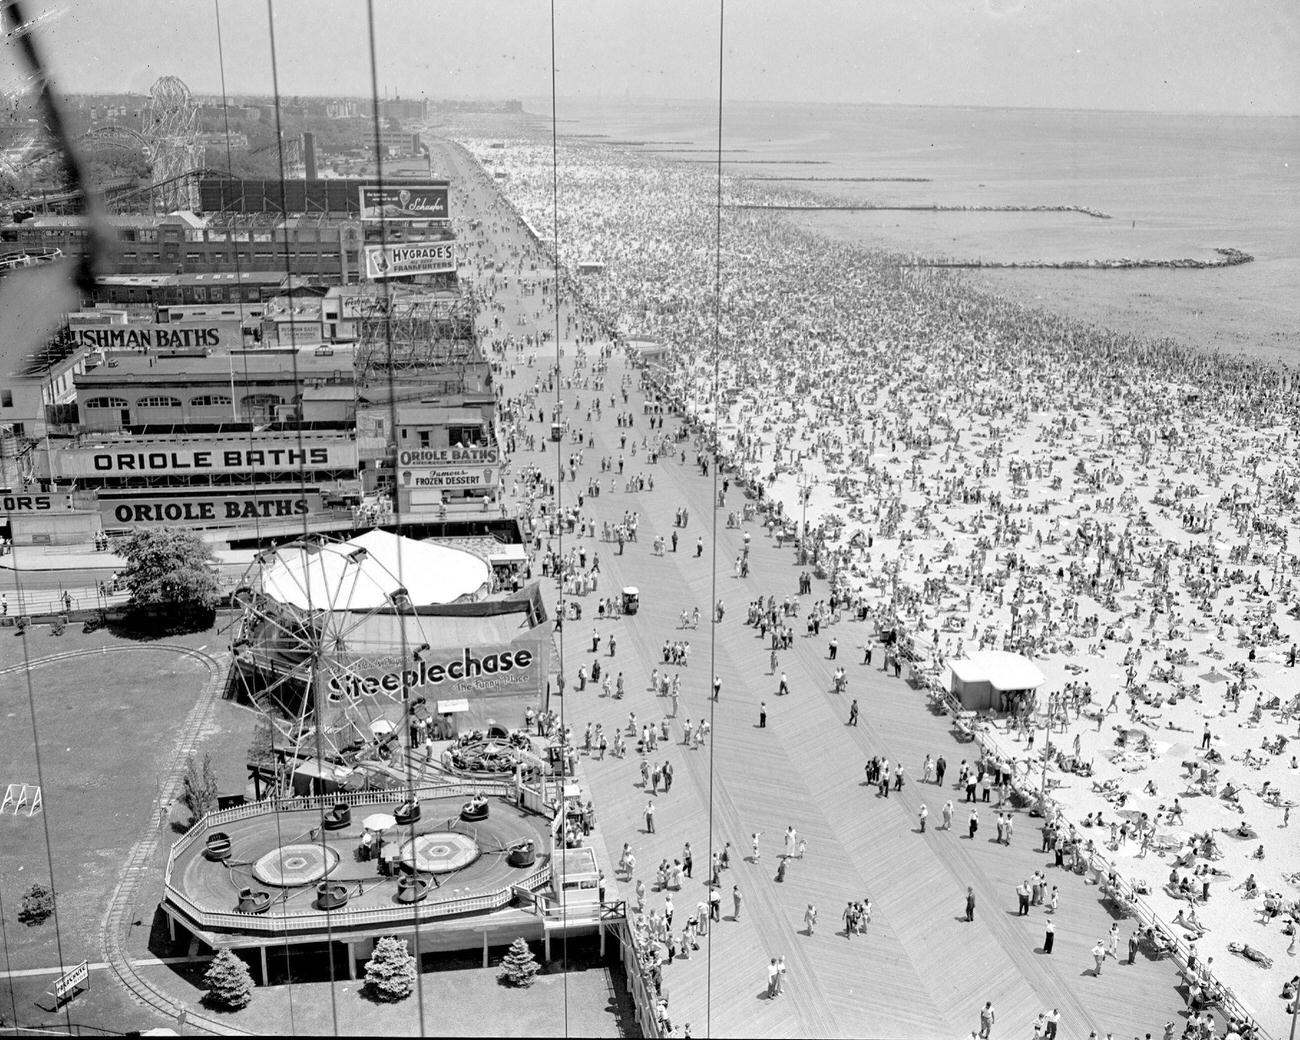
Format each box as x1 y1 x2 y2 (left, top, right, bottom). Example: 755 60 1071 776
458 131 1300 1035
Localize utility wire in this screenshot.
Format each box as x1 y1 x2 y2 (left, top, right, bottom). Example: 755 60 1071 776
704 3 726 1035
548 1 571 1032
265 1 333 1031
363 2 431 1029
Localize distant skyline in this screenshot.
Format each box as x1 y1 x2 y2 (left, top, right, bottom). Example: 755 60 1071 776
7 0 1300 117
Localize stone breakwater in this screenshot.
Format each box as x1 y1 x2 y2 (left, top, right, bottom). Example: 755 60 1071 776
729 202 1113 219
742 175 934 182
910 247 1255 269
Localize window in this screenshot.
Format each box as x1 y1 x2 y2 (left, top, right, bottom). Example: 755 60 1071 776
137 396 182 408
83 396 128 409
1 389 12 407
193 288 207 301
190 395 232 407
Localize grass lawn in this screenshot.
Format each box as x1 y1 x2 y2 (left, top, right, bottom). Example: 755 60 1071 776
0 621 247 1031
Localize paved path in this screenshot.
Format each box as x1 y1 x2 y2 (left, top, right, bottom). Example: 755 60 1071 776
441 137 1196 1039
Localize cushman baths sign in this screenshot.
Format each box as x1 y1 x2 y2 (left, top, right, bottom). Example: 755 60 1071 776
326 646 538 705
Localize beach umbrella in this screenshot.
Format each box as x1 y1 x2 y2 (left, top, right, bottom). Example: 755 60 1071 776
1199 669 1228 684
362 812 397 832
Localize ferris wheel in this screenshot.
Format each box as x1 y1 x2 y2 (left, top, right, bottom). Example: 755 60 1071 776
230 535 445 779
229 529 494 789
140 75 200 210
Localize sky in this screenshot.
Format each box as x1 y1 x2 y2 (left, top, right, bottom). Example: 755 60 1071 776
5 0 1299 115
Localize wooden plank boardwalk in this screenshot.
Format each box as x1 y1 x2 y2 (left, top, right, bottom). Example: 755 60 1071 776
506 353 1194 1040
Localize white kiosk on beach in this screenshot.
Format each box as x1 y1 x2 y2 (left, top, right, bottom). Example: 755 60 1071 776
948 651 1045 714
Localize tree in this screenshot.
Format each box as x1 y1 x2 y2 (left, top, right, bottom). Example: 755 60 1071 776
247 715 276 768
118 528 221 630
364 936 417 1002
203 948 253 1010
18 883 54 926
498 937 540 988
181 753 219 823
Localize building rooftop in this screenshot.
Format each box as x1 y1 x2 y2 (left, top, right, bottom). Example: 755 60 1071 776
74 347 356 382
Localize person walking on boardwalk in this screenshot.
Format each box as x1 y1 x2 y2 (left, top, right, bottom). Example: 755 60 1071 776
966 886 976 922
766 957 779 997
1017 879 1031 916
1127 929 1139 965
733 884 743 921
778 671 789 696
644 800 656 833
936 754 947 786
783 826 797 859
942 800 954 830
978 1000 995 1038
751 831 763 861
919 803 929 832
804 903 817 935
1106 922 1120 959
1091 939 1106 975
968 807 980 838
1043 918 1055 954
758 701 767 728
848 698 859 725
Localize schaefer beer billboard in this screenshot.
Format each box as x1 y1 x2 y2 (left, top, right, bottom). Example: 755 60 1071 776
358 184 448 222
364 241 456 280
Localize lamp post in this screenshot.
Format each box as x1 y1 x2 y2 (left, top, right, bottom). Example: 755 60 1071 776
796 473 815 566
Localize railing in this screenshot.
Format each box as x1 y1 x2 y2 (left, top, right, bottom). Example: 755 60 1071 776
994 755 1270 1036
1083 846 1269 1037
608 916 663 1039
165 860 552 935
166 780 517 879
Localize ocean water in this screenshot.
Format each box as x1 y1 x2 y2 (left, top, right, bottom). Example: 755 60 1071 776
536 98 1300 365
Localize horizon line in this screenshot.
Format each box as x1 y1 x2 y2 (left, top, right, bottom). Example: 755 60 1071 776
46 90 1299 120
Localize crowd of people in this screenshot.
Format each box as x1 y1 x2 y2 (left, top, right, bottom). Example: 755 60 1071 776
448 128 1298 1037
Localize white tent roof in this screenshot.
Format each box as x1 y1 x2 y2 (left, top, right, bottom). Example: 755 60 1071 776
261 529 490 611
948 651 1045 691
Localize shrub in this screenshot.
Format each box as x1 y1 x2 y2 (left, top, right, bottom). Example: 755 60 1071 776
181 753 219 822
364 936 417 1002
498 937 540 988
18 883 54 926
203 948 253 1010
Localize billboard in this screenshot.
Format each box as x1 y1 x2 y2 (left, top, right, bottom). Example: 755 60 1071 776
47 441 358 479
400 466 495 490
358 184 449 222
338 294 391 320
66 323 240 351
100 491 327 527
2 493 55 514
397 446 498 467
363 241 456 280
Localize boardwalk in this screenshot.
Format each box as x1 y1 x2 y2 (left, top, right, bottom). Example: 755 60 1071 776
444 140 1195 1039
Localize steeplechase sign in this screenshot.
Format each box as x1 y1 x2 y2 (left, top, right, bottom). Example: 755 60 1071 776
326 645 541 704
52 960 89 1004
